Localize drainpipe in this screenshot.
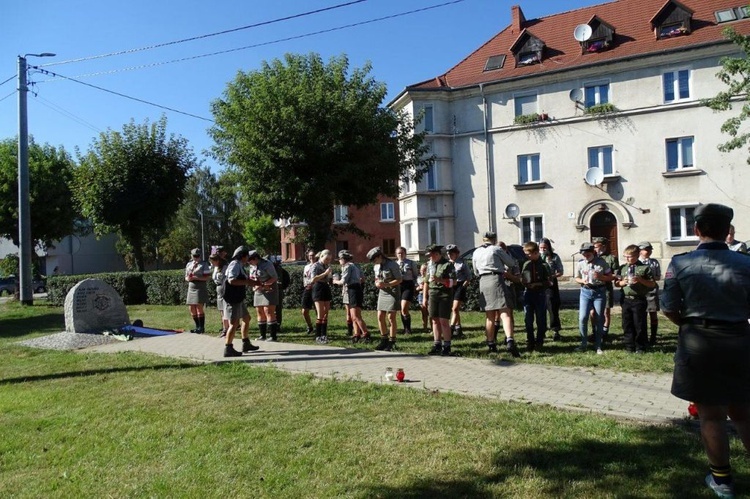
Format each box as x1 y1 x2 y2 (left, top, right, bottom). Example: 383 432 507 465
479 83 495 233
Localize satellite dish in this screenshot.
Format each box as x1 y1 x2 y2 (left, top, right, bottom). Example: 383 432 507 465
585 167 605 186
569 88 583 102
574 24 593 42
504 203 520 219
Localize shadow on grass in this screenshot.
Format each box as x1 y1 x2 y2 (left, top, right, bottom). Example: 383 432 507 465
362 425 716 498
0 363 199 385
0 312 65 339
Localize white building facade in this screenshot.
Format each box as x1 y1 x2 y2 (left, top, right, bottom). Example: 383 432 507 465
392 0 750 269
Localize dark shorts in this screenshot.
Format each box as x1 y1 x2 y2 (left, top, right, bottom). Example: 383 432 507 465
347 284 364 308
452 283 467 303
301 287 313 309
646 289 660 312
605 282 615 308
671 322 750 405
400 280 416 302
312 282 332 302
428 292 452 320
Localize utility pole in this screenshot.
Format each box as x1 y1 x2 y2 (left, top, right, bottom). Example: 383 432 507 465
17 53 55 305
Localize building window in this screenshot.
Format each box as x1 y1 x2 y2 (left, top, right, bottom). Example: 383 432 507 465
423 105 434 133
404 223 413 250
666 136 694 171
284 242 291 260
382 239 396 256
380 202 395 221
429 197 438 213
584 83 609 108
428 219 440 245
663 70 690 102
521 216 543 243
333 205 348 224
669 206 697 240
517 154 541 184
426 164 438 191
484 54 506 71
588 145 614 175
514 93 537 117
335 240 349 254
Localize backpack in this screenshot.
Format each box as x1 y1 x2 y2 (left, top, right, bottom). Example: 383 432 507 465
222 265 247 304
276 263 291 291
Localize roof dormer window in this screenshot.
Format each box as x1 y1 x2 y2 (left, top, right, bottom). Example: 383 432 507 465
581 16 616 54
651 1 693 40
510 30 545 67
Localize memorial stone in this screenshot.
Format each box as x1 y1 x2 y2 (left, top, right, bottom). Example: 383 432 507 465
64 279 130 334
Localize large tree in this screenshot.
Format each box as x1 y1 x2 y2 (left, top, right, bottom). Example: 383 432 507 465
209 53 432 250
74 117 196 271
703 27 750 163
0 138 79 251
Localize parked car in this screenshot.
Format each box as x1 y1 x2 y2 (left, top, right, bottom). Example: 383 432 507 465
0 276 17 296
32 277 47 293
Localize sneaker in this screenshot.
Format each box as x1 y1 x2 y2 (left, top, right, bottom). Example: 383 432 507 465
574 345 587 352
383 340 395 352
315 336 328 344
218 330 227 339
596 348 604 355
306 326 314 335
266 336 277 343
224 345 243 357
375 337 390 351
242 340 259 353
705 474 735 498
441 345 452 356
506 340 521 358
427 344 442 355
256 336 267 342
487 344 499 353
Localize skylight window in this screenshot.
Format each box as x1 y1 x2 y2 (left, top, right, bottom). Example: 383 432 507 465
484 55 506 71
715 9 737 23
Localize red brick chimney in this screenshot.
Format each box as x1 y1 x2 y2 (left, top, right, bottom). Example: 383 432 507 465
511 5 526 33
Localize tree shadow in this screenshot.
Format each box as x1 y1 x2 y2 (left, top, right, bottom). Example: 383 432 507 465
360 424 733 497
0 312 65 339
0 363 199 385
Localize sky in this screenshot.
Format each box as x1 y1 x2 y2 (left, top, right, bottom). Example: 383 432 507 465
2 0 604 172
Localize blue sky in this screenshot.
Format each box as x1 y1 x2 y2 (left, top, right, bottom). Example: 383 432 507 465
2 0 603 172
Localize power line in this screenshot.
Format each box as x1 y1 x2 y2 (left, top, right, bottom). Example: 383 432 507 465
42 0 369 67
0 90 15 103
0 74 16 87
41 0 468 81
34 95 103 134
31 66 213 122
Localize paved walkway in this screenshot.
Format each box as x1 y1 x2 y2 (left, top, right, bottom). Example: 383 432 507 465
84 333 687 424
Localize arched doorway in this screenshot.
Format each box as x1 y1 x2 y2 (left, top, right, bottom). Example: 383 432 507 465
590 210 619 257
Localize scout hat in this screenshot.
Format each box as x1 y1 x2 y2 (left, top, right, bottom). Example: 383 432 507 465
366 247 383 261
425 244 443 254
445 244 459 253
579 242 595 253
338 250 353 260
246 249 260 260
232 246 248 259
191 248 201 257
592 236 608 244
482 231 497 241
694 203 733 222
637 241 653 250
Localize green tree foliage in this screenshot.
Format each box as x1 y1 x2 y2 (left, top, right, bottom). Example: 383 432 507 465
159 167 246 264
209 53 432 250
243 214 279 257
703 27 750 162
0 138 78 250
74 117 196 271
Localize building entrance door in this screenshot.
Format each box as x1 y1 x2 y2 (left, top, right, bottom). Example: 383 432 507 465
590 210 619 257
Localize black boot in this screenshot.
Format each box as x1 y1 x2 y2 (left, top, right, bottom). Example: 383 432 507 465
404 314 412 335
224 344 242 357
375 336 390 351
257 322 267 341
242 338 259 352
649 323 658 345
197 316 205 334
347 321 354 337
269 322 279 342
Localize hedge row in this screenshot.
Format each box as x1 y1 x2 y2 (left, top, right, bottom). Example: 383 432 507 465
46 264 525 312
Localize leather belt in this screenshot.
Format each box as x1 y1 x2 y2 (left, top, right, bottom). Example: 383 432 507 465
683 317 748 327
479 272 502 277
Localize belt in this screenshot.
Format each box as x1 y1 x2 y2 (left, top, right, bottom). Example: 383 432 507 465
582 284 605 289
623 295 646 301
479 272 502 277
683 317 748 327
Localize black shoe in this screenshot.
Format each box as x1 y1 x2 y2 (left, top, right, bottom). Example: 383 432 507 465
553 332 561 341
351 336 360 344
527 341 536 353
242 339 259 352
441 345 452 356
383 340 396 352
224 345 242 357
453 329 465 339
428 344 442 355
306 326 314 335
375 337 390 351
361 334 372 344
649 335 657 346
507 340 521 358
487 343 499 353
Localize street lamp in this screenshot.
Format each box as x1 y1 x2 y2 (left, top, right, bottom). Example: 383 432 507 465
18 52 55 305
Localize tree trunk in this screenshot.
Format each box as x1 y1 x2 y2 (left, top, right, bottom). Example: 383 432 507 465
130 229 145 272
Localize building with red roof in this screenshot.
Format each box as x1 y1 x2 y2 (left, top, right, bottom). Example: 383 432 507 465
391 0 750 264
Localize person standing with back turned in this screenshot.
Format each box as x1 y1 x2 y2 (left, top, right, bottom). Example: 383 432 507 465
661 203 750 499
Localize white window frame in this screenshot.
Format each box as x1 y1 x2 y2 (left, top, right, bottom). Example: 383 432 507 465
423 105 434 133
667 204 699 241
426 164 438 191
514 93 538 117
517 153 541 184
427 219 440 246
588 145 614 175
665 136 695 171
404 223 413 250
663 69 691 103
520 215 544 243
583 81 610 108
380 202 395 222
333 205 349 224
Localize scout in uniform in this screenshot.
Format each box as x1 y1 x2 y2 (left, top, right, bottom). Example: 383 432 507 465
395 247 417 335
310 249 334 344
592 237 619 341
661 203 750 498
333 250 370 342
424 244 456 356
615 244 656 353
247 250 280 342
539 238 564 341
301 250 317 335
446 244 471 339
222 246 260 357
638 241 662 345
185 248 210 334
521 241 551 351
367 246 403 351
574 242 613 354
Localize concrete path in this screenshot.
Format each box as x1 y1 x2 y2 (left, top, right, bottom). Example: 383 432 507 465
84 333 687 425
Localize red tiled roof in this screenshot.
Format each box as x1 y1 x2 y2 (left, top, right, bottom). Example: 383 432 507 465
407 0 750 91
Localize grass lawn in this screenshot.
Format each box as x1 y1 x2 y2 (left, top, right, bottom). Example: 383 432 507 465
1 300 746 498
